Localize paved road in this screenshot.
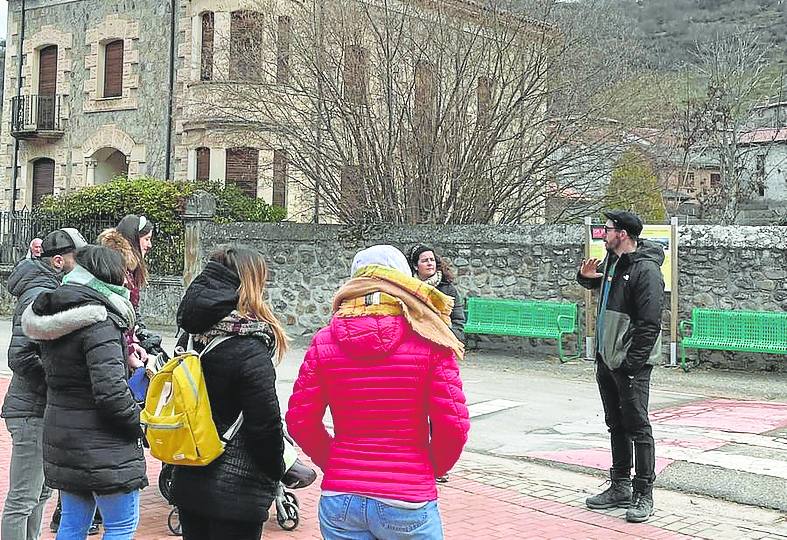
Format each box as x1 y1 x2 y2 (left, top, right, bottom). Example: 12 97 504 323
2 319 787 514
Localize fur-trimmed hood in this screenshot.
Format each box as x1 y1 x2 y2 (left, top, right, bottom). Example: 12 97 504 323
22 303 108 341
97 228 138 271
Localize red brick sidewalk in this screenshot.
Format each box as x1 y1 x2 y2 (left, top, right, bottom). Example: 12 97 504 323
0 377 691 539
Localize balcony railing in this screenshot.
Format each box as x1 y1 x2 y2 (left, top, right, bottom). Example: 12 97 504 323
10 94 65 139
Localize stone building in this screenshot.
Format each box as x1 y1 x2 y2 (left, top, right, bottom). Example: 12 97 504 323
1 0 551 223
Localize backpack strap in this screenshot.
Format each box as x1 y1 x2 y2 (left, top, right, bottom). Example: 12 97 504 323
198 335 244 442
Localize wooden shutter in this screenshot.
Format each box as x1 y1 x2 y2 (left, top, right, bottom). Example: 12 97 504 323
340 165 361 209
196 147 210 180
273 149 287 207
414 61 435 136
38 46 58 130
343 45 367 104
38 45 58 95
276 16 291 85
230 11 264 80
201 12 214 81
104 40 124 98
32 158 55 206
225 147 259 198
477 76 491 122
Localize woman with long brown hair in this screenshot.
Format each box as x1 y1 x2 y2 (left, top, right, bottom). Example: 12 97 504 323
171 245 288 540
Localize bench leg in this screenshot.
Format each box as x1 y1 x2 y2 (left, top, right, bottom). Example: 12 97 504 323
557 332 579 363
680 342 689 372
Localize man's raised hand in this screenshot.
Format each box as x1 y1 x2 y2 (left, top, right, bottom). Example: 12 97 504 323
580 258 603 279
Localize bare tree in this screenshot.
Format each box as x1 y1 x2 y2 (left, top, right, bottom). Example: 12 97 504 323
671 32 779 224
190 0 647 224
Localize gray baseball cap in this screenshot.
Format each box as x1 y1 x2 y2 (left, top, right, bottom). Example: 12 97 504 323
41 228 88 257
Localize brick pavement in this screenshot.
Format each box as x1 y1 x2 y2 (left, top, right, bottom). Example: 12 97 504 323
2 376 787 539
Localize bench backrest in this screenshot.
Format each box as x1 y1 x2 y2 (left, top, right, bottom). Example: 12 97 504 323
467 297 577 332
692 308 787 345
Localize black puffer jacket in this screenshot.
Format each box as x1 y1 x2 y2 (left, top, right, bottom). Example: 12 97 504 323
1 259 59 418
171 262 285 523
437 280 466 344
577 240 665 374
21 284 147 494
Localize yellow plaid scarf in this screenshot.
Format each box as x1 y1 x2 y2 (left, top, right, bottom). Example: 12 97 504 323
333 265 464 360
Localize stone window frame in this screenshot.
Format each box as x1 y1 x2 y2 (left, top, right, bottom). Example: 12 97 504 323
19 145 68 209
84 15 141 113
23 26 73 119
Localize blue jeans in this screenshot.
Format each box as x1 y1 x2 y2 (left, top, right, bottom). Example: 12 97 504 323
2 417 51 540
319 495 443 540
57 490 139 540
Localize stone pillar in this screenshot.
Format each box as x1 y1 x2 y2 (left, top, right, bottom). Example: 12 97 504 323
182 190 216 287
85 159 97 186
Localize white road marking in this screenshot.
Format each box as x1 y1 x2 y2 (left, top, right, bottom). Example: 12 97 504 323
468 399 524 418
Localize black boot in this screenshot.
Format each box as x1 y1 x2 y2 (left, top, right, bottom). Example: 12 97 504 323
586 469 632 509
626 478 654 522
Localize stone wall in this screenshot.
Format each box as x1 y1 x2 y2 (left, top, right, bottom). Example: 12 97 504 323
2 223 785 371
193 222 787 371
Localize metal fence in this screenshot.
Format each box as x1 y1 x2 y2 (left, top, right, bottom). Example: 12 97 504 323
0 211 182 275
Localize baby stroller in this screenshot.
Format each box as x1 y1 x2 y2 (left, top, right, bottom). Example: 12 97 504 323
158 435 317 534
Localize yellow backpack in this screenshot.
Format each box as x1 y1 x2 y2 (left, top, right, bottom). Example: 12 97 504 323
141 336 243 466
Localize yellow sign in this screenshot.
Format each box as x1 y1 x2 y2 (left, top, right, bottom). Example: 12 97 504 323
589 224 673 292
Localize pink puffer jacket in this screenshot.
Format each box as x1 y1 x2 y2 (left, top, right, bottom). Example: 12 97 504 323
286 314 470 502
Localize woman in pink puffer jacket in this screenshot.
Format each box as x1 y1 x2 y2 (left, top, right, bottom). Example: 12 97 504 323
286 245 470 539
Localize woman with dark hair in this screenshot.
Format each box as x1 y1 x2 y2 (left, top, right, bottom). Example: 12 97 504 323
408 244 466 344
98 214 155 370
21 245 146 539
171 245 288 540
99 214 153 311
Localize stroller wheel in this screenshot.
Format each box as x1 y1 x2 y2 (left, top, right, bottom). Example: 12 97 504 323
276 501 299 531
167 508 182 536
159 465 174 503
283 491 299 508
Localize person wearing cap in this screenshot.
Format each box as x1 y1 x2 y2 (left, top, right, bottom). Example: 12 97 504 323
287 245 469 540
1 228 86 540
577 210 665 523
408 244 466 344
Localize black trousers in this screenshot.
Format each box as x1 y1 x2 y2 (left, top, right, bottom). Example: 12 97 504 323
595 358 656 484
178 508 264 540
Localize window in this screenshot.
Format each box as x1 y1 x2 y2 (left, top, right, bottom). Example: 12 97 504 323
710 173 721 189
684 172 695 185
276 16 291 85
756 155 766 177
103 40 124 98
477 76 491 122
230 11 265 81
32 158 55 206
195 147 210 180
340 164 362 208
225 147 259 198
343 44 367 104
273 149 287 207
38 45 58 130
414 61 435 135
200 12 214 81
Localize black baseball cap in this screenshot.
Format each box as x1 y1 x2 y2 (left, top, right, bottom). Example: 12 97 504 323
41 228 88 257
603 210 643 237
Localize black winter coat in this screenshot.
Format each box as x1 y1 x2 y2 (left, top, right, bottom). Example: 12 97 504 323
437 280 466 344
21 284 147 494
1 259 59 418
171 261 285 523
576 240 665 374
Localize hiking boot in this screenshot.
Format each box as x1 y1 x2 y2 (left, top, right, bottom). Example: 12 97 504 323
586 471 631 509
626 479 654 522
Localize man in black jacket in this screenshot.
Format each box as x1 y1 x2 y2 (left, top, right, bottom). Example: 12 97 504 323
577 211 664 523
1 228 86 540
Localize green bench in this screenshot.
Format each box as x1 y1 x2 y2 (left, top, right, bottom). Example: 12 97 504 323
465 297 578 362
679 308 787 372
